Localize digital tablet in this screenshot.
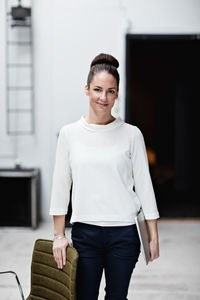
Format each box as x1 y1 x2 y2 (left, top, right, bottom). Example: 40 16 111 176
135 208 151 265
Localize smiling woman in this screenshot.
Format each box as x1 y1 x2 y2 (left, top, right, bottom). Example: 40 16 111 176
50 53 160 300
84 53 119 125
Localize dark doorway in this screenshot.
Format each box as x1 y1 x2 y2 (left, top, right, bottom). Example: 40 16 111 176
126 34 199 218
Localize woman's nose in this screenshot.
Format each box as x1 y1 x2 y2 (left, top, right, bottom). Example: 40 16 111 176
100 91 106 100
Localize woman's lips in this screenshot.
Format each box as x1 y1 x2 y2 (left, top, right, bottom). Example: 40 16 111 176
97 103 108 107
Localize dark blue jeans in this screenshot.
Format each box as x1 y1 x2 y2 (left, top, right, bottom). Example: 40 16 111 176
71 222 141 300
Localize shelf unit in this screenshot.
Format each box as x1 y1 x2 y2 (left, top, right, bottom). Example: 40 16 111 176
5 0 34 135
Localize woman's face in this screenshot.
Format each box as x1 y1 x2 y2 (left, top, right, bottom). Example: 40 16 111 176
85 71 118 115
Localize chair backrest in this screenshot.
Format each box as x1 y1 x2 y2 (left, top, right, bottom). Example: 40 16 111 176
26 239 79 300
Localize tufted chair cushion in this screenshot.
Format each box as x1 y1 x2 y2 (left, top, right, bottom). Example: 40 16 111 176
26 239 79 300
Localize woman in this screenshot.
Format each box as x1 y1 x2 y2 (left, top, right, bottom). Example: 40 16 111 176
49 53 160 300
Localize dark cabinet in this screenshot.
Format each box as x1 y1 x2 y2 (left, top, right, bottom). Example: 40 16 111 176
0 168 40 228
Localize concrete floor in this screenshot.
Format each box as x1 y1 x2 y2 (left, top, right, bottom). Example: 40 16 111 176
0 219 200 300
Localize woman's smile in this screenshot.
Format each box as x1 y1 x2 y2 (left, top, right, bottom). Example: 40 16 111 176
97 102 108 107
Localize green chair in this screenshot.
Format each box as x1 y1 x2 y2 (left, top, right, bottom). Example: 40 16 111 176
26 238 79 300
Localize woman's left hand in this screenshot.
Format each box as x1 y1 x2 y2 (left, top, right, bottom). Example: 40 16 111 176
149 239 160 262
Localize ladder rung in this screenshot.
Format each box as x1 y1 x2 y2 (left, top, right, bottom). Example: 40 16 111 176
7 64 32 67
7 41 31 45
7 131 34 135
7 87 32 90
8 109 32 113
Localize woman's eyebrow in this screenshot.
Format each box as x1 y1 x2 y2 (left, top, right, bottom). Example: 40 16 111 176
94 86 116 89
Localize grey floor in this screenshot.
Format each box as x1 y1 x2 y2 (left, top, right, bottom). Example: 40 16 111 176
0 219 200 300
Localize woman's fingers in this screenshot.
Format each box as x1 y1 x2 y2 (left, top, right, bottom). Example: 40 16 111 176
57 248 63 269
53 237 72 269
149 239 160 262
53 247 59 267
61 247 66 266
54 247 62 269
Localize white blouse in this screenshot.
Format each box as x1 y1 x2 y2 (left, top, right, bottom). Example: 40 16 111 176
49 115 160 226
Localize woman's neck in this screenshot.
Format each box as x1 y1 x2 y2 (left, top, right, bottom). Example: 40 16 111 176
84 114 116 125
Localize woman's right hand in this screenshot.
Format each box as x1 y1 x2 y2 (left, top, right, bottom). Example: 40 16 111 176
53 237 72 269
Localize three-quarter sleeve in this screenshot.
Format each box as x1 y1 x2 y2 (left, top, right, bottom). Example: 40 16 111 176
131 127 160 220
49 126 72 215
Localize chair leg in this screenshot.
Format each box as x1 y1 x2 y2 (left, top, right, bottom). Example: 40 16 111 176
0 271 25 300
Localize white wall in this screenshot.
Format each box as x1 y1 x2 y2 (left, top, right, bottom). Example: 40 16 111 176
0 0 200 221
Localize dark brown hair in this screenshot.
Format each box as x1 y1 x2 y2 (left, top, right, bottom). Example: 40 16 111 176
87 53 120 91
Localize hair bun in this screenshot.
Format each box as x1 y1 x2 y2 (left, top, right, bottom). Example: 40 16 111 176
90 53 119 69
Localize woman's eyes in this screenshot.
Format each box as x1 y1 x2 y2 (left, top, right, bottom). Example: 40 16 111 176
94 89 115 94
